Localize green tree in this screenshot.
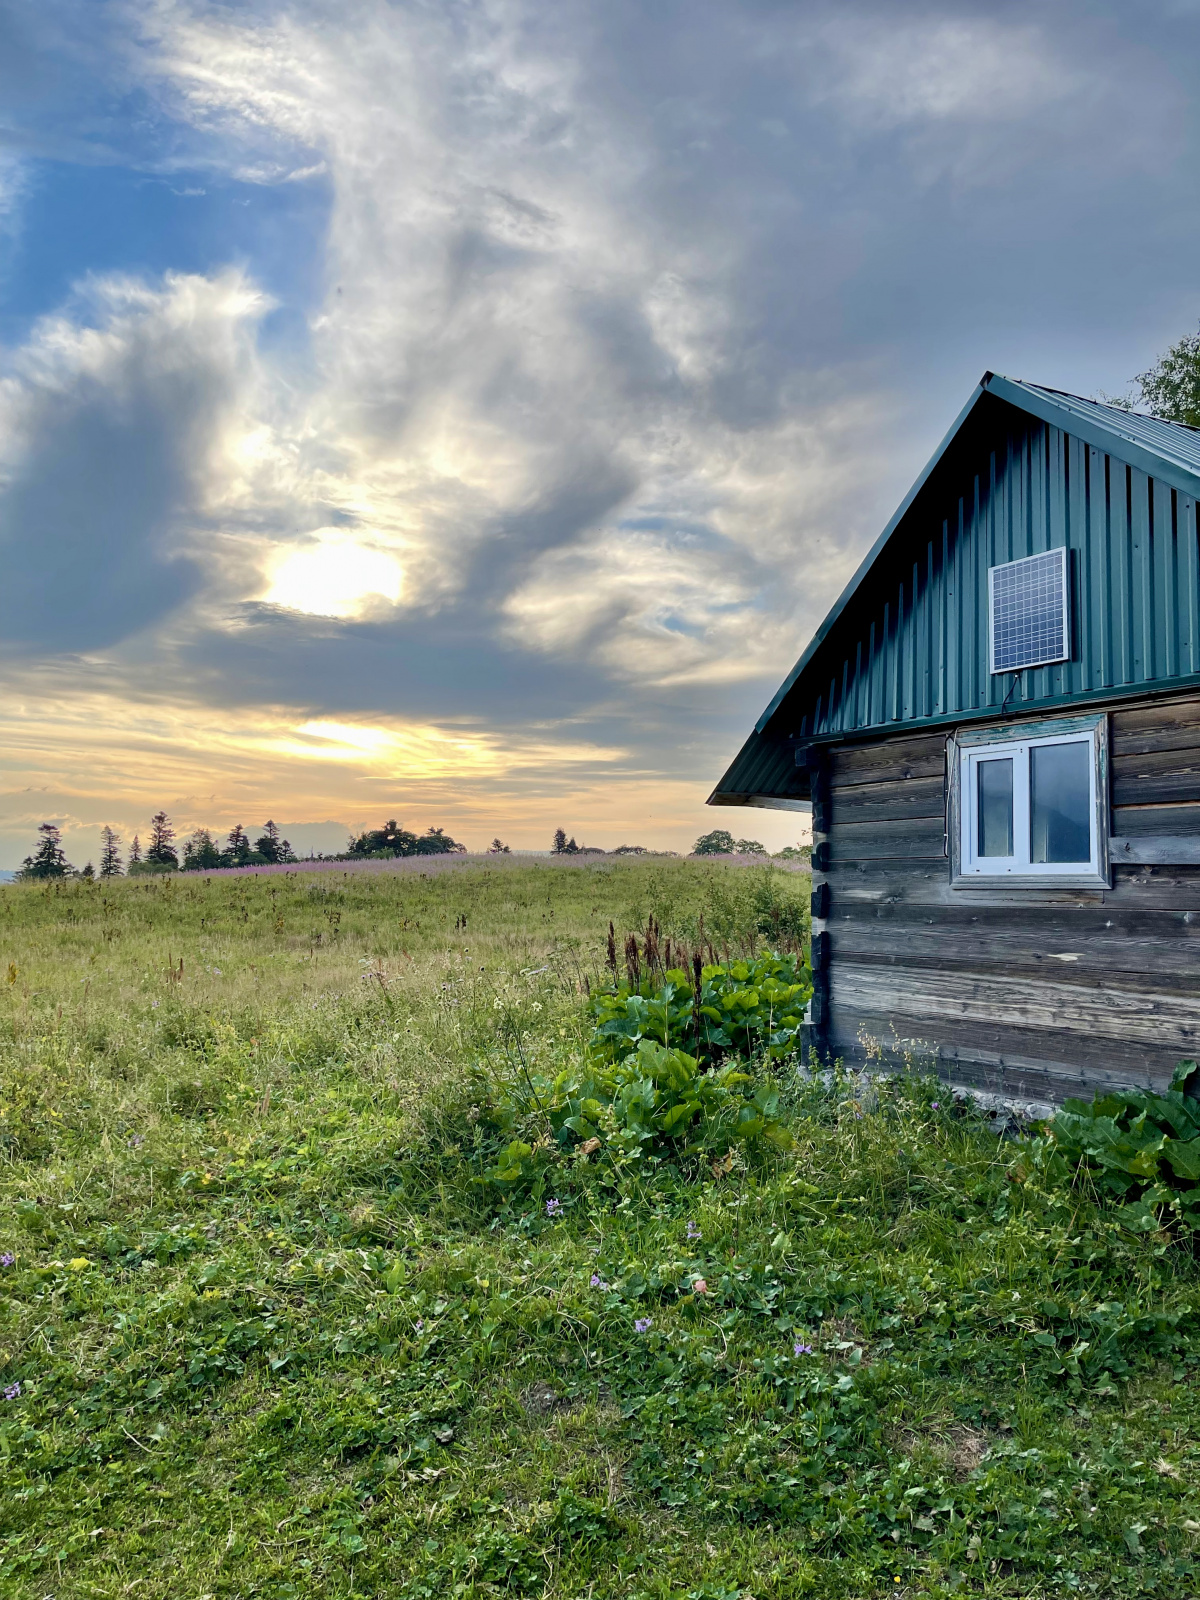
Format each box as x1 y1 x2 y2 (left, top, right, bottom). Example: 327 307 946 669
128 833 141 865
223 825 251 866
182 829 222 870
1135 328 1200 426
19 822 72 880
692 828 736 855
347 821 464 858
146 812 178 868
99 826 123 878
255 820 283 863
488 838 511 853
78 861 95 880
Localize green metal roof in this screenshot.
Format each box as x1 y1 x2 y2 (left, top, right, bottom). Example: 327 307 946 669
710 374 1200 806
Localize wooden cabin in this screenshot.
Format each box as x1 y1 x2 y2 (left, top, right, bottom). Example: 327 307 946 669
710 373 1200 1102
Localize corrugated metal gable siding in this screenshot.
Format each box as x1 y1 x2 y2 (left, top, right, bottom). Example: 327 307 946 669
790 418 1200 741
708 730 798 801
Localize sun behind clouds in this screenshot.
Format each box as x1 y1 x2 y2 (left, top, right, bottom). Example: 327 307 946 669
263 532 404 619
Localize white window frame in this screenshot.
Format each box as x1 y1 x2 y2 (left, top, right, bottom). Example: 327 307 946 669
948 713 1109 891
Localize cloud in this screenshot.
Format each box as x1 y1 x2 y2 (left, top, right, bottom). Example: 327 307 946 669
0 0 1195 863
817 15 1072 128
0 270 272 652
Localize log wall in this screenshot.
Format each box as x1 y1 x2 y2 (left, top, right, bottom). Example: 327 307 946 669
810 693 1200 1100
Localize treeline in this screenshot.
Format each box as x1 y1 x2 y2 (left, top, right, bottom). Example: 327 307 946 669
16 815 300 880
15 814 469 880
344 821 465 859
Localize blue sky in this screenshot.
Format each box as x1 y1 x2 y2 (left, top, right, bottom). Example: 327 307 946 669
1 0 1200 865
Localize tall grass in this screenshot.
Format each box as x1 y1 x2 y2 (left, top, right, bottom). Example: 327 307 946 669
0 860 1197 1600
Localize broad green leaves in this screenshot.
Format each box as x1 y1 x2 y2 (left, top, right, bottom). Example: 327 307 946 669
1018 1061 1200 1232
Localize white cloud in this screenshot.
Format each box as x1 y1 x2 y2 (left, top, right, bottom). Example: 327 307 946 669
818 16 1073 128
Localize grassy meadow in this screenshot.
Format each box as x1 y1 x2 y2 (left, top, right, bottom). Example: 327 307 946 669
0 858 1198 1600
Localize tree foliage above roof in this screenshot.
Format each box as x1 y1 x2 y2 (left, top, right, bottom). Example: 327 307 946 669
1135 327 1200 428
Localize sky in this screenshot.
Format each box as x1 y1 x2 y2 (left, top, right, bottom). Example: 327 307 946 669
2 0 1200 867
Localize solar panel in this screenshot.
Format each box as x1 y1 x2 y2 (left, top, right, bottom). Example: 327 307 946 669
989 548 1069 674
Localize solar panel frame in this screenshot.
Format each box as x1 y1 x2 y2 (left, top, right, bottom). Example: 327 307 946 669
988 547 1069 675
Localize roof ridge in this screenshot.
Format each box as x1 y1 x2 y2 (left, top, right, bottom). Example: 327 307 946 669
1015 378 1200 437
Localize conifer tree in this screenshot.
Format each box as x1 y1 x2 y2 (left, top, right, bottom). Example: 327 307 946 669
129 834 142 865
224 824 250 865
255 820 283 863
146 812 178 868
99 826 123 878
182 829 222 870
19 822 71 879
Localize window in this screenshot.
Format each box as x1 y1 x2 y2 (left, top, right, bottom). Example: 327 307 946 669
989 548 1069 674
949 714 1109 890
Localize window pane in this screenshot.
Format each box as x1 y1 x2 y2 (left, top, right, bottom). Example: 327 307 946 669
977 758 1014 857
1031 741 1092 863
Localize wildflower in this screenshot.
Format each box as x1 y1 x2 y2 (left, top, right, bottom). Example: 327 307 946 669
545 1198 562 1218
590 1273 609 1289
531 1001 543 1013
793 1341 813 1356
493 997 504 1010
128 1134 144 1148
151 1001 159 1009
634 1318 652 1334
0 1254 13 1267
931 1101 940 1109
213 968 222 976
692 1278 708 1295
3 1382 18 1400
414 1319 424 1334
686 1221 701 1241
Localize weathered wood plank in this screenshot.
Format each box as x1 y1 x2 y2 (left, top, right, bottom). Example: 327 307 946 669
829 775 946 824
1112 746 1200 806
822 857 1200 910
828 734 947 790
826 927 1200 987
828 962 1200 1049
826 816 946 862
1111 696 1200 757
1112 803 1200 836
825 1008 1183 1097
1110 836 1200 864
830 898 1200 939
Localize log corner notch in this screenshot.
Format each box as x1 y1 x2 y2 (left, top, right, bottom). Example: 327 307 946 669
803 745 831 1063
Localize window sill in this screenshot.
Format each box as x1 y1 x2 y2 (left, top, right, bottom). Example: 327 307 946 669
950 869 1111 891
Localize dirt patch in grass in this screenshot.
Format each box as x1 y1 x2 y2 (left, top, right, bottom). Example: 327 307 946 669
891 1421 992 1478
519 1381 573 1418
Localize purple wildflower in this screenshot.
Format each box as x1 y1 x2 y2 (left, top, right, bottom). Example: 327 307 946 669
545 1198 562 1218
686 1221 701 1241
414 1319 424 1334
634 1317 652 1334
3 1382 19 1400
0 1254 14 1268
931 1101 940 1109
590 1273 609 1289
793 1341 813 1357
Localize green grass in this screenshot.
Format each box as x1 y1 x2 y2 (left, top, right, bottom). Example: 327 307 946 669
0 860 1197 1599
